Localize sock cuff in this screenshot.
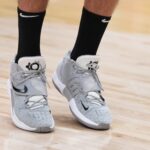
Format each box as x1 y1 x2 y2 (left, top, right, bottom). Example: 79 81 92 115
17 7 46 17
83 7 111 21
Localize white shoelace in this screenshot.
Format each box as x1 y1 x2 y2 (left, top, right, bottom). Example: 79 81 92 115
87 92 105 106
26 95 47 110
85 63 105 106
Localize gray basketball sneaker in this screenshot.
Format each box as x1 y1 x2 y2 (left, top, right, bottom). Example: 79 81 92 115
52 52 112 129
9 56 55 132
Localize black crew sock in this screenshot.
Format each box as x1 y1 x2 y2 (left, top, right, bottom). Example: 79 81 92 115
71 7 111 61
15 8 46 63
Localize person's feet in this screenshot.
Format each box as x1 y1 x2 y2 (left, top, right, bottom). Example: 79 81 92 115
9 56 55 132
52 52 112 129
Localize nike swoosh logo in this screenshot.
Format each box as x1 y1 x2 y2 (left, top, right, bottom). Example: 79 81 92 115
12 84 28 93
101 19 110 23
20 13 39 18
81 101 89 111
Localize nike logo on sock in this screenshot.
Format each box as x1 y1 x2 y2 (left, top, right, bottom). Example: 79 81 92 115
20 13 39 18
101 19 110 23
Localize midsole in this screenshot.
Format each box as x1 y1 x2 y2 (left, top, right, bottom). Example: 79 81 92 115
52 72 66 94
7 79 37 131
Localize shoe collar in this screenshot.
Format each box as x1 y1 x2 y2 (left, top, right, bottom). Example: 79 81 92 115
76 55 100 70
18 56 46 72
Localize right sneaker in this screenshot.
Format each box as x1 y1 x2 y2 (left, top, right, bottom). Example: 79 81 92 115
52 52 112 129
8 56 55 132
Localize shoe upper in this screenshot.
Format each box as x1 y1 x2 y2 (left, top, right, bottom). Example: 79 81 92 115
57 52 112 125
10 57 54 128
11 57 47 99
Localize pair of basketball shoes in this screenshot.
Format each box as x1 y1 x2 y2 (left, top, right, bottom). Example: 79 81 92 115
9 51 112 132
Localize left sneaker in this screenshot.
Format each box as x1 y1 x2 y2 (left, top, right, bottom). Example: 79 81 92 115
52 52 112 129
9 56 55 132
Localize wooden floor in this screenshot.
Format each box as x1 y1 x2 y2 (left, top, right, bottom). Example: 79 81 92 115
0 18 150 150
0 0 150 150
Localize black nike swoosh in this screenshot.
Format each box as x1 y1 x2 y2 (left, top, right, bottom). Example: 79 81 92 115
81 101 89 111
12 83 28 93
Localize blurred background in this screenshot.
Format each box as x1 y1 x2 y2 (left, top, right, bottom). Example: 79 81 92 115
0 1 150 150
0 0 150 34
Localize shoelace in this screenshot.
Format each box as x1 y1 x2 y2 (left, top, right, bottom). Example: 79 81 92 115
13 66 47 86
25 95 47 110
75 63 105 106
12 66 49 109
87 92 105 106
86 63 105 106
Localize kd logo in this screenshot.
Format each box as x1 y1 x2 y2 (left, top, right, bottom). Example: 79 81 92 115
87 61 98 70
26 62 40 70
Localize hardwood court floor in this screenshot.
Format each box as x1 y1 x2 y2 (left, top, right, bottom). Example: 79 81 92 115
0 18 150 150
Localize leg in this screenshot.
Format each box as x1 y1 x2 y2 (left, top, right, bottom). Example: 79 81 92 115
84 0 118 16
53 0 119 129
71 0 119 60
9 0 55 132
18 0 48 12
16 0 49 62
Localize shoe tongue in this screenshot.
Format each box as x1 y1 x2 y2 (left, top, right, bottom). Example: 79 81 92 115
76 55 99 70
18 56 46 71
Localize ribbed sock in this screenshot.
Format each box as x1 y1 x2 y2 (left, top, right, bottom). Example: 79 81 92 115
71 7 111 60
15 8 46 63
